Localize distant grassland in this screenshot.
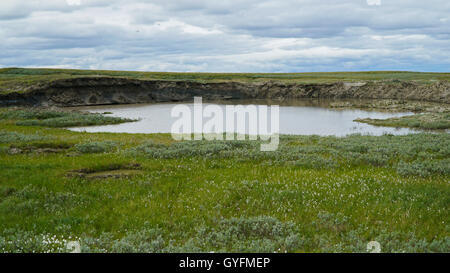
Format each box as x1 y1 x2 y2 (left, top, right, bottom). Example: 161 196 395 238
1 68 449 94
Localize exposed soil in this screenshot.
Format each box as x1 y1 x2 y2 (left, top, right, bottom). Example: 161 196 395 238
67 163 143 180
0 77 448 106
8 143 73 154
82 169 144 179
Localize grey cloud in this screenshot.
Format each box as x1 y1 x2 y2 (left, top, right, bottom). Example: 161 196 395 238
0 0 448 72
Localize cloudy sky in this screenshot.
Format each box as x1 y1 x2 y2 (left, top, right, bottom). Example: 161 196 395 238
0 0 449 72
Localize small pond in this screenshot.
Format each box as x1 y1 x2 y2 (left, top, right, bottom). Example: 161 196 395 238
69 99 420 136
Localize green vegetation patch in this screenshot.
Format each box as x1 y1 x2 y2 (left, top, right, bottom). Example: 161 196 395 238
128 134 449 177
0 104 448 253
0 108 135 128
128 140 257 159
356 112 450 130
397 159 450 177
0 130 48 143
2 215 448 253
81 216 302 253
75 141 118 154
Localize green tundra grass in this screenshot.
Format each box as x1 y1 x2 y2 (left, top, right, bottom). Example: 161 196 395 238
1 68 450 94
356 112 450 130
0 108 448 253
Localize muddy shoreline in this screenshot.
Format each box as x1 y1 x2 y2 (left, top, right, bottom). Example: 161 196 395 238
0 77 449 106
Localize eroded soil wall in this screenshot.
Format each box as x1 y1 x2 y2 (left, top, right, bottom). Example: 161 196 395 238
0 77 449 106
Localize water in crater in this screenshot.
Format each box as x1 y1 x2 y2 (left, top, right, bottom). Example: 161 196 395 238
68 99 421 136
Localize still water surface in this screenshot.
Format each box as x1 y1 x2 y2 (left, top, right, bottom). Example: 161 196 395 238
69 99 420 136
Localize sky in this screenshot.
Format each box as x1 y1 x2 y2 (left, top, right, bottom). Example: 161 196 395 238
0 0 449 72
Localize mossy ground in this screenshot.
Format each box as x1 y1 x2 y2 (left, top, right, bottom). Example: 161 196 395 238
0 108 448 253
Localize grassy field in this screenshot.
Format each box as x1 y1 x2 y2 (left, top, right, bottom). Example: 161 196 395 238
0 108 448 253
1 68 450 94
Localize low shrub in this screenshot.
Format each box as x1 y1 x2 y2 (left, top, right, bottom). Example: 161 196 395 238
0 229 81 253
74 141 117 154
129 140 258 159
80 216 303 253
16 113 132 128
0 109 66 120
397 159 450 177
0 131 47 143
127 133 450 176
0 108 134 128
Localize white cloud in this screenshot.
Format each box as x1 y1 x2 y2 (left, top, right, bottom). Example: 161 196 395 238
0 0 448 72
66 0 82 6
367 0 381 6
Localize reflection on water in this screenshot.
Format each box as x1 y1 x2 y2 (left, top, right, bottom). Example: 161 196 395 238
68 99 421 136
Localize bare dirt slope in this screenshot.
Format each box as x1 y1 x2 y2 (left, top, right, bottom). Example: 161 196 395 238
0 77 449 106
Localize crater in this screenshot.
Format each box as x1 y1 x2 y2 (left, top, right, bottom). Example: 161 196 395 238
88 95 98 104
